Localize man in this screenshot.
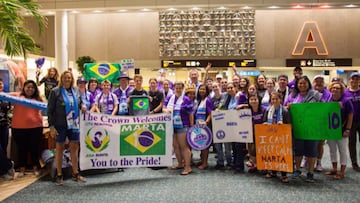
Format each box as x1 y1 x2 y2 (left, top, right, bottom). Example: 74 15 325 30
312 75 331 172
113 72 133 115
344 72 360 171
276 75 290 105
216 74 223 84
288 66 303 91
156 68 174 92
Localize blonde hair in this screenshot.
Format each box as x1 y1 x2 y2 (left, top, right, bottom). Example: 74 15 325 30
58 70 74 87
133 74 143 81
328 81 345 93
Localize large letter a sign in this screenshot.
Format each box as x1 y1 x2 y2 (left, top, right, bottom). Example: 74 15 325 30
292 21 328 56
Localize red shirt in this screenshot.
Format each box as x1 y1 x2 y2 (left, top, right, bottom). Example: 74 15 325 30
11 94 43 129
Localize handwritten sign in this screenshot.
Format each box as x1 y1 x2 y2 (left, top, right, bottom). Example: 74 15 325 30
211 109 253 143
255 124 293 173
290 102 342 140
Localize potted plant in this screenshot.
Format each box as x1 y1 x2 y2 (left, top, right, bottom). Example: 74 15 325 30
76 56 96 76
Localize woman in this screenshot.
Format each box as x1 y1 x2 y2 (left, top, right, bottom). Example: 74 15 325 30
285 75 321 183
36 67 59 100
165 82 194 175
325 81 353 180
77 78 91 110
0 78 11 156
195 84 214 170
264 92 291 183
261 78 276 109
87 78 101 108
239 77 250 95
91 80 119 115
256 74 267 98
247 93 265 173
11 80 43 176
148 78 164 114
215 83 240 170
47 71 87 186
163 79 174 109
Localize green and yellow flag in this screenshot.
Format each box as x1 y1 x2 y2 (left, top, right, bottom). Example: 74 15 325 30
84 63 121 84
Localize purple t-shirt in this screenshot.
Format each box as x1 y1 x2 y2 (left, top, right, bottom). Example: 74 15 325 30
237 92 247 105
319 88 332 102
343 88 360 122
170 95 193 127
284 93 304 105
330 95 354 129
252 107 265 125
113 86 133 100
164 93 173 108
195 97 214 120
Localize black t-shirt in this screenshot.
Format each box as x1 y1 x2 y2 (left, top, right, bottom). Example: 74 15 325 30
40 77 58 99
129 89 148 97
0 100 11 125
148 90 164 113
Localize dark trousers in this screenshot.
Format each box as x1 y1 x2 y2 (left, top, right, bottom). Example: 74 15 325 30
349 121 360 164
233 142 246 171
0 125 9 157
12 127 42 168
0 144 11 175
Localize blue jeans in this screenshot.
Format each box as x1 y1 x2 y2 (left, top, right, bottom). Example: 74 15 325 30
215 143 232 166
233 142 246 171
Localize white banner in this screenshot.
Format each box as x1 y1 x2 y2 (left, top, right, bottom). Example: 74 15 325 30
79 112 173 170
211 109 253 143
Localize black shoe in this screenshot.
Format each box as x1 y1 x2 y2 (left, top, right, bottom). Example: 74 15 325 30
352 163 360 172
214 164 225 170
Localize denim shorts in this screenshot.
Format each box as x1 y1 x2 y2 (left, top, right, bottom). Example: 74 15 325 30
294 138 318 157
174 127 189 134
55 126 80 143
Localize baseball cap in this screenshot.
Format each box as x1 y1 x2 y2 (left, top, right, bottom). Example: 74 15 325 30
77 77 87 84
313 75 324 81
216 74 223 79
350 72 360 78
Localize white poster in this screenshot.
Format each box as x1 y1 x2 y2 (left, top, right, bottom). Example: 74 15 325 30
211 109 253 143
79 112 173 170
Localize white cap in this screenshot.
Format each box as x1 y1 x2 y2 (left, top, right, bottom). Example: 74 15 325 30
313 75 324 81
216 74 223 79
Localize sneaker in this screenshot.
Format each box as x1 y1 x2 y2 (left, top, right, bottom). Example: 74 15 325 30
56 175 64 186
306 172 315 183
352 163 360 172
72 173 86 182
214 164 225 170
291 170 302 179
315 162 323 172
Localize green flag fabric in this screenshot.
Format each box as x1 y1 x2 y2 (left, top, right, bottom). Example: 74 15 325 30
84 63 121 84
290 102 342 140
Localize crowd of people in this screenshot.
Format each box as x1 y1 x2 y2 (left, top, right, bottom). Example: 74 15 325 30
0 64 359 186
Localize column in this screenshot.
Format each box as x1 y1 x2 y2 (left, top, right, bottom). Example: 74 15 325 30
55 11 68 73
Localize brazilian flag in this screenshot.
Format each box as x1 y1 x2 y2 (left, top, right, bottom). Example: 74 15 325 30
84 63 121 84
129 96 149 115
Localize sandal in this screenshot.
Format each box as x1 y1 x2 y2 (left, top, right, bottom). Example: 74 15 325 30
333 174 344 180
281 176 289 183
265 172 277 178
325 170 337 175
180 169 192 175
198 164 208 170
171 165 184 170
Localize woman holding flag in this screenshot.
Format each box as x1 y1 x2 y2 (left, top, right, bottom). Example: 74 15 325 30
47 71 87 186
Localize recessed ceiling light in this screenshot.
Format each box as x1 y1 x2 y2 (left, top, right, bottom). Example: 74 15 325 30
243 6 251 9
345 4 357 8
191 7 201 10
218 6 227 10
117 9 127 12
71 10 79 14
293 5 304 9
167 8 177 11
93 10 103 13
268 6 280 9
46 11 55 15
320 5 331 8
141 8 151 12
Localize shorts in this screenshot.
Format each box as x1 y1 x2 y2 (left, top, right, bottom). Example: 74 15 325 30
294 138 318 157
55 126 80 143
174 127 189 134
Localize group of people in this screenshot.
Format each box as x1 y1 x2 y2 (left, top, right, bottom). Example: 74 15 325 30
0 65 359 186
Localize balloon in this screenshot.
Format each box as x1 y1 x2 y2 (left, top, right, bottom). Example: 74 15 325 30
35 57 45 69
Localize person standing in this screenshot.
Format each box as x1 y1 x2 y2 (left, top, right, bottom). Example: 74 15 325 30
91 80 119 115
0 78 11 157
11 80 43 177
113 72 133 115
47 70 87 186
276 75 290 105
288 66 303 92
326 81 353 180
148 78 164 114
344 72 360 171
36 67 59 100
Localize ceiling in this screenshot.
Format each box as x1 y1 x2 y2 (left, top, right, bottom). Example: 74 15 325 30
36 0 360 15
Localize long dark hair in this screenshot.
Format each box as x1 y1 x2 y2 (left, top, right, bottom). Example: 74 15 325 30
292 75 312 97
21 80 41 101
196 84 210 103
247 93 262 113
